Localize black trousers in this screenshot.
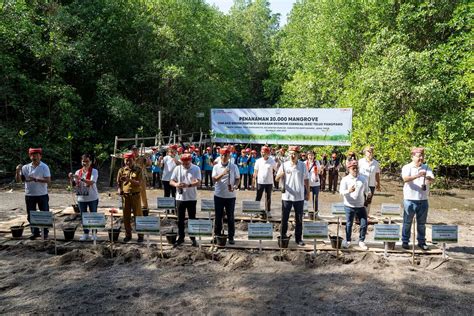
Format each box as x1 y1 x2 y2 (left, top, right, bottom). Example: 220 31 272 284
214 196 235 239
176 200 196 241
319 170 327 191
256 183 273 212
204 170 213 187
239 173 249 189
25 194 50 236
152 172 162 188
328 170 338 192
162 181 176 198
281 200 304 242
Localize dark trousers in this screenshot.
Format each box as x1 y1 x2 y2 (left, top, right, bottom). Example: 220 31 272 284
239 173 248 189
281 200 304 242
204 170 213 187
176 200 197 241
152 172 162 189
214 196 236 240
345 206 368 242
162 181 176 198
328 170 338 192
256 183 273 212
319 170 327 191
25 194 49 236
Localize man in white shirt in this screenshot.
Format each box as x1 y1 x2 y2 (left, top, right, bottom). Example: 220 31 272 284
275 146 309 246
401 147 434 250
339 160 371 250
161 145 181 214
358 146 381 215
254 146 278 219
212 147 240 244
15 148 51 240
170 153 201 247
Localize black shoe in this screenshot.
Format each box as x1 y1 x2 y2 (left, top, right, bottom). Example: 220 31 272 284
228 239 235 245
402 242 409 249
174 239 184 247
297 240 305 247
137 236 144 243
418 243 429 251
123 236 132 243
191 240 198 247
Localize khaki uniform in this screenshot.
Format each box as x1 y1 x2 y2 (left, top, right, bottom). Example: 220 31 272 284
135 155 149 210
117 165 144 238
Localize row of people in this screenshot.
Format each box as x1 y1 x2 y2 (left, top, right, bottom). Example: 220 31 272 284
15 145 433 250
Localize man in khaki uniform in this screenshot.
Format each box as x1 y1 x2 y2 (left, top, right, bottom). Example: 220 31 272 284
117 152 144 242
132 145 151 212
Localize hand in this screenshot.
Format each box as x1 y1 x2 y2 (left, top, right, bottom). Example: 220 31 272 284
16 164 22 171
418 170 427 178
277 172 284 179
222 168 229 176
120 176 128 182
177 182 185 189
349 185 356 193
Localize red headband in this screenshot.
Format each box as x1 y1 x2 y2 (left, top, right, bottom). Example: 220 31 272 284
28 148 42 155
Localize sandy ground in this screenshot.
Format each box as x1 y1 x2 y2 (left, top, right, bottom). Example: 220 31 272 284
0 176 473 314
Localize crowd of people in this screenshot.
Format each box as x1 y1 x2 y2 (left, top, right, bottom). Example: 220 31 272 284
14 143 434 251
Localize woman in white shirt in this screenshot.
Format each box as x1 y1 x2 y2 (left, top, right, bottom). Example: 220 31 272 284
305 150 322 215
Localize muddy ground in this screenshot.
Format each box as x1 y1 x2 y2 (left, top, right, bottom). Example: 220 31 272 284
0 176 473 314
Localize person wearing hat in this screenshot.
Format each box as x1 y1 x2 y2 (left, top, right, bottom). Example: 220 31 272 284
328 152 341 194
275 146 309 246
15 148 51 240
170 153 201 247
358 146 381 215
401 147 434 250
319 153 328 191
305 150 322 215
254 146 278 219
203 147 214 189
151 147 163 189
274 147 287 190
340 160 371 250
237 149 250 190
117 153 144 242
192 148 203 187
212 147 240 244
131 145 151 213
161 145 181 213
248 149 257 190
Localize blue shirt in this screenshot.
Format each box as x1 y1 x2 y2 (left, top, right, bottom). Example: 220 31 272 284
203 153 214 171
238 155 249 174
151 153 161 173
248 156 256 174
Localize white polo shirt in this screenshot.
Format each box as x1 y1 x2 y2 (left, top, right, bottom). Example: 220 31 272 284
254 157 277 185
278 160 308 202
402 163 434 201
21 162 50 196
339 174 370 208
171 164 201 201
212 162 240 199
162 155 177 181
358 158 380 187
305 160 321 187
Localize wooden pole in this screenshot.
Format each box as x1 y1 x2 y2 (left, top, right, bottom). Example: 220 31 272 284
412 217 416 265
109 136 118 187
135 134 138 146
336 216 340 257
160 232 164 259
53 215 57 256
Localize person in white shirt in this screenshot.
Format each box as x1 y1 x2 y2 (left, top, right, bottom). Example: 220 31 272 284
339 160 371 250
358 146 381 215
212 147 240 244
15 148 51 240
401 147 434 250
68 154 100 241
170 154 201 247
305 150 322 215
254 146 278 219
161 145 181 213
275 146 309 246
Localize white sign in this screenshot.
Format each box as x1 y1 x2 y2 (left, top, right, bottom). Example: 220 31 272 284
188 220 213 236
432 225 458 243
374 224 400 241
135 216 160 234
29 211 53 228
242 201 263 213
331 203 345 215
381 204 402 216
201 199 215 211
211 108 352 145
157 197 175 209
82 213 106 229
303 222 328 239
248 223 273 240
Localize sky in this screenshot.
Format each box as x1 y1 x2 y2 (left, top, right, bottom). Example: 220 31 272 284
206 0 296 26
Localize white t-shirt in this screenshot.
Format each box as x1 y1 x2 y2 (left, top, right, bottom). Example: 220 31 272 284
254 157 277 185
305 160 321 187
339 174 370 208
74 168 99 202
402 163 434 201
162 155 177 181
278 161 309 202
212 162 240 199
170 164 201 201
22 162 50 196
358 158 380 187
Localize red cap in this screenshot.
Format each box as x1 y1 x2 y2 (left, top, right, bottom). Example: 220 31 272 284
347 160 358 168
411 147 425 155
220 148 230 155
261 146 270 154
245 148 251 153
177 147 183 153
28 148 42 155
170 144 178 150
190 145 195 149
288 146 300 152
123 152 135 159
194 148 200 152
180 153 192 162
251 150 257 154
151 147 158 151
